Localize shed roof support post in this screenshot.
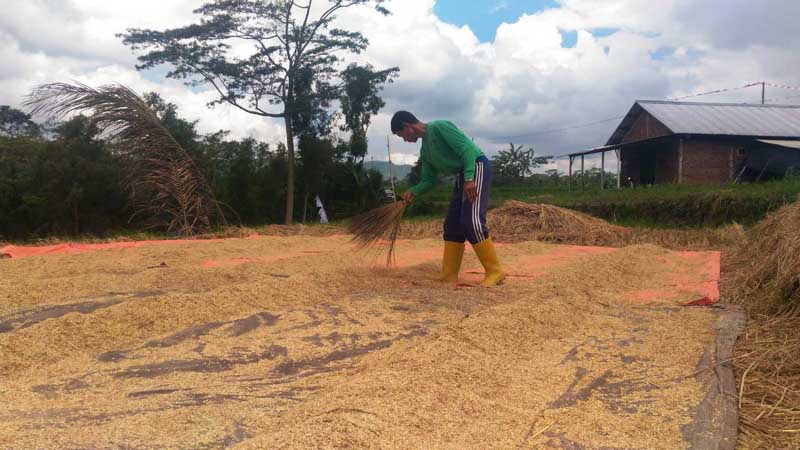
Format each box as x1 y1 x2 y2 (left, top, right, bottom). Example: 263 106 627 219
729 147 735 181
616 149 621 189
581 155 585 190
569 156 573 190
678 138 684 183
601 151 606 190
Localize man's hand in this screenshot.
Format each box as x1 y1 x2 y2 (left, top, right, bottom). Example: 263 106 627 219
464 180 478 203
401 190 414 203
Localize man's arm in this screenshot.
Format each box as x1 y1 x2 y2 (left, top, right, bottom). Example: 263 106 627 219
406 158 438 200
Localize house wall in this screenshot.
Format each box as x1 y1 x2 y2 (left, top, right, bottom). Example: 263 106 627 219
681 139 747 184
620 139 680 185
620 137 747 185
619 148 641 184
655 142 680 183
621 111 672 143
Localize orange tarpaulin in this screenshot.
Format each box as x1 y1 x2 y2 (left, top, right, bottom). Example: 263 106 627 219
1 238 720 305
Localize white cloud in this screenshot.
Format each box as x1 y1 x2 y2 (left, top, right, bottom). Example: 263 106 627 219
0 0 797 167
389 152 420 166
491 1 509 14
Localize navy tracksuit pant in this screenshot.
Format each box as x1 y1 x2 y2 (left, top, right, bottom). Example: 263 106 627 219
443 156 492 245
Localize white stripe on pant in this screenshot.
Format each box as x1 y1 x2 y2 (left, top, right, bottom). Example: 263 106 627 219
472 161 485 243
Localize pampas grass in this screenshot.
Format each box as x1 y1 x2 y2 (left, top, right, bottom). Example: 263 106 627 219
347 201 407 265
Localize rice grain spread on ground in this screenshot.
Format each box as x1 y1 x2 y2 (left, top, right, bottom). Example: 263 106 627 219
0 231 730 449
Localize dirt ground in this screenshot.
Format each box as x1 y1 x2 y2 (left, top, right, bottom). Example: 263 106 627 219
0 234 733 449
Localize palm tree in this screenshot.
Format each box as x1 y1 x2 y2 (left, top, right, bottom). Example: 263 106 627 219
25 82 225 235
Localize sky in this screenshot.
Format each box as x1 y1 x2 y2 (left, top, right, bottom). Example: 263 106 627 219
1 0 799 174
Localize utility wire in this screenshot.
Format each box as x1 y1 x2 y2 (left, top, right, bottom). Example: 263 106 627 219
668 82 762 101
489 81 797 143
491 116 625 141
764 82 800 92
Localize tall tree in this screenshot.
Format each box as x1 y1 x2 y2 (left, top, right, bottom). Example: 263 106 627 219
142 92 200 152
120 0 392 224
405 157 422 185
492 142 552 184
0 106 40 138
339 63 398 161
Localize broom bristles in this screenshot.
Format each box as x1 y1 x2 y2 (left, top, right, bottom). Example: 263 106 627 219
347 201 407 265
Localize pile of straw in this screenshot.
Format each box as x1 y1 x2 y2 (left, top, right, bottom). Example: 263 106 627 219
346 201 407 264
487 200 626 246
733 313 800 448
723 199 800 448
728 201 800 313
257 224 341 237
398 202 743 251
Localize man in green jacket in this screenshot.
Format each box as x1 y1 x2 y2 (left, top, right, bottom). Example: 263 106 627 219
392 111 505 287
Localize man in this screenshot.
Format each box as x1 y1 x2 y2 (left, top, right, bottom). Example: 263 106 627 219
392 111 505 287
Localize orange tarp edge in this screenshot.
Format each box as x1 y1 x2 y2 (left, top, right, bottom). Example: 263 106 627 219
0 235 260 259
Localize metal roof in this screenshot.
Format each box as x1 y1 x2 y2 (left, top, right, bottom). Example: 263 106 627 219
757 139 800 150
567 135 671 158
607 101 800 145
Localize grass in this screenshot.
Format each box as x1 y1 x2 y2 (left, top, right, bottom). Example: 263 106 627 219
401 177 800 228
6 178 800 246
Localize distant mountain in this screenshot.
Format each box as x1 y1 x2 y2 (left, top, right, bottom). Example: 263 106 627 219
364 160 413 181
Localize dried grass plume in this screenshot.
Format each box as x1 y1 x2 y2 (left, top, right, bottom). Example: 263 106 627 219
24 82 225 236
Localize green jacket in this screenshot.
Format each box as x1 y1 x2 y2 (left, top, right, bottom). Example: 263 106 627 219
410 120 485 196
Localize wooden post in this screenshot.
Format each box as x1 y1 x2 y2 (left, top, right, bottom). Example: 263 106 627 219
729 147 735 181
581 155 585 190
568 156 573 190
387 135 396 201
601 151 605 190
678 138 684 183
616 149 621 189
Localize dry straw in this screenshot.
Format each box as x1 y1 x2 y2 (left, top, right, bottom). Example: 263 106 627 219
733 313 800 449
728 200 800 313
723 197 800 449
347 201 407 265
398 200 741 250
487 200 625 246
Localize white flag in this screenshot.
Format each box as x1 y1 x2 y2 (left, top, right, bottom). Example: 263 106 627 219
315 195 329 224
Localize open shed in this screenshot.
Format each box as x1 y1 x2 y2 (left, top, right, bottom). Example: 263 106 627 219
569 101 800 187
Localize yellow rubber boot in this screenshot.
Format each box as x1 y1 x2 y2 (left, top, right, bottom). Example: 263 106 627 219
472 238 506 287
438 241 465 283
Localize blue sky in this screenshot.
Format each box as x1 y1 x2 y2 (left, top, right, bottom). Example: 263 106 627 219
433 0 557 42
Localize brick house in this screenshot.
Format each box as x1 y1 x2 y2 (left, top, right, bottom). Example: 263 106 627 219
569 101 800 186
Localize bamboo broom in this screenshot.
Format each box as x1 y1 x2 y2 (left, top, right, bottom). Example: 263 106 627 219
347 201 407 265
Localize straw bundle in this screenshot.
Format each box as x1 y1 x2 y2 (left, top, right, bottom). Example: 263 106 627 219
487 201 626 245
347 201 407 264
729 200 800 313
721 198 800 448
733 313 800 449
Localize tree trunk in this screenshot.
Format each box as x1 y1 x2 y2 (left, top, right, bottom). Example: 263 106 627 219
284 115 295 224
302 189 309 224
